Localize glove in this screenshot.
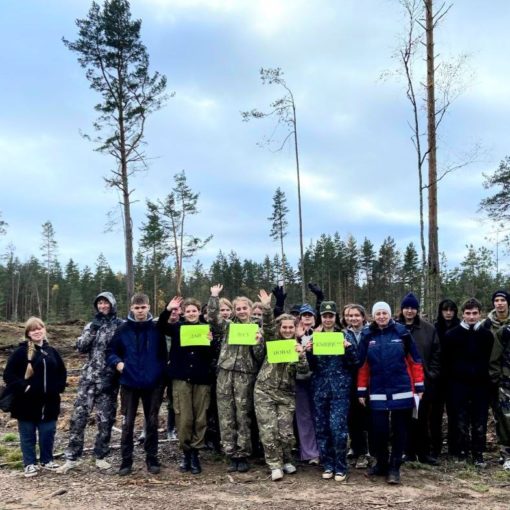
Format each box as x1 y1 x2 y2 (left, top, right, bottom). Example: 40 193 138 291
90 314 104 332
272 285 287 308
308 283 324 301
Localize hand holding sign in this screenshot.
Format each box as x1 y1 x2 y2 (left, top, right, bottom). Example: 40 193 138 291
313 332 345 355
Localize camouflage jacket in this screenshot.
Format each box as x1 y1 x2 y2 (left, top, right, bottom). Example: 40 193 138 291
76 292 123 388
208 295 263 374
490 325 510 389
255 306 309 395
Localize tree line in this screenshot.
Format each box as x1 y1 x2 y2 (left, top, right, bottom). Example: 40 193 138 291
0 234 505 324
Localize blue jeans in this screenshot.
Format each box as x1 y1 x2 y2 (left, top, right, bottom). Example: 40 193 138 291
18 420 57 466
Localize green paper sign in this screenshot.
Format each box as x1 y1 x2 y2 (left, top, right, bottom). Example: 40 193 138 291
180 325 210 347
267 340 299 364
313 332 345 355
228 323 259 345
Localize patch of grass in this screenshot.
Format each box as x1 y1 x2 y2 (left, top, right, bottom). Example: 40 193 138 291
470 482 490 493
1 433 18 442
491 469 510 481
456 466 480 480
0 444 8 457
5 449 23 462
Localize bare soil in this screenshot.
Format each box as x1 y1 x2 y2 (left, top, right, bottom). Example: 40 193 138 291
0 322 509 509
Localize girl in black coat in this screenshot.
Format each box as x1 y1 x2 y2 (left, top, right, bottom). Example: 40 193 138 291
3 317 67 477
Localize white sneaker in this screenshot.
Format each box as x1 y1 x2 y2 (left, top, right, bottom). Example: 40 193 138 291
40 461 59 471
167 429 178 442
271 468 284 481
322 470 333 479
503 459 510 471
56 459 81 474
24 464 38 478
282 463 297 474
334 472 347 482
308 457 320 466
95 458 112 470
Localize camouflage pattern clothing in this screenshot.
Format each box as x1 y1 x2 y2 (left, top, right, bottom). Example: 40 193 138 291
307 325 359 474
254 307 310 469
490 325 510 458
209 296 264 458
64 292 123 461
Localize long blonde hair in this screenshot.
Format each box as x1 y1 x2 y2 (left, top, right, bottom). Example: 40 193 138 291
24 316 46 379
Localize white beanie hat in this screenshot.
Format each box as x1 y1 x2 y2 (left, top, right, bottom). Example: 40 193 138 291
372 301 391 317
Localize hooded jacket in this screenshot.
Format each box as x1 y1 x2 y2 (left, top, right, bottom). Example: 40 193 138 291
76 291 123 390
106 313 167 390
3 340 67 422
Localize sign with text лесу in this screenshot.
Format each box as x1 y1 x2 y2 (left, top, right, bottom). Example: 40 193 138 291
228 323 259 345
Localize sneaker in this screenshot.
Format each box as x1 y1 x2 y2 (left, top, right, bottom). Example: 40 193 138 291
40 461 59 471
355 455 369 469
95 458 112 470
322 470 334 479
24 464 38 478
308 457 320 466
473 454 486 469
387 469 401 484
282 463 297 474
271 468 284 481
334 472 347 482
56 459 81 474
503 459 510 471
167 429 178 442
347 448 354 459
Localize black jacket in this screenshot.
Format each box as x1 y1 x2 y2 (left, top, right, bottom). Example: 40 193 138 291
3 341 67 422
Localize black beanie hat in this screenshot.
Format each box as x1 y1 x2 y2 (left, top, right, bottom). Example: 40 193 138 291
401 292 420 310
492 289 510 305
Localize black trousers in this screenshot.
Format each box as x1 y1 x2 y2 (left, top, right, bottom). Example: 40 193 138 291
371 408 412 469
120 385 164 463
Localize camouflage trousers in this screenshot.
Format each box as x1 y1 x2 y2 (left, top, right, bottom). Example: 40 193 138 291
254 385 295 470
495 385 510 456
216 369 255 458
172 379 211 452
65 381 118 460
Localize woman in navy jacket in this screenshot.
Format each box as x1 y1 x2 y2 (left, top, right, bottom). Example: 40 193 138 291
357 302 424 484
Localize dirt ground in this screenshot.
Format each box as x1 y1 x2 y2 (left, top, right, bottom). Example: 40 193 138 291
0 321 509 510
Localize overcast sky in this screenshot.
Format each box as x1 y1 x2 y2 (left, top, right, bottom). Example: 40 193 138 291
1 0 509 275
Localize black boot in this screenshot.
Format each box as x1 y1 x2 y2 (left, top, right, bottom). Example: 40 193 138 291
179 451 191 472
146 456 161 475
236 457 249 473
190 449 202 475
387 457 401 484
227 458 238 472
118 458 132 476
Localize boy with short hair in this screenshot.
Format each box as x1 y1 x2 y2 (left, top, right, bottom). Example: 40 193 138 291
106 293 167 476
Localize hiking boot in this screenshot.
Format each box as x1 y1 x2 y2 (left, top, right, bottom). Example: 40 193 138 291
282 463 297 474
56 459 81 474
24 464 38 478
179 451 191 472
386 469 401 484
95 458 111 470
355 455 369 469
146 457 161 475
190 450 201 475
227 458 238 472
236 458 249 473
118 460 132 476
367 463 388 476
271 468 284 481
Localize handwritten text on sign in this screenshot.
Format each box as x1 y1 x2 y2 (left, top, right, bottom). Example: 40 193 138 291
228 323 259 345
313 332 345 355
267 340 299 364
180 325 211 347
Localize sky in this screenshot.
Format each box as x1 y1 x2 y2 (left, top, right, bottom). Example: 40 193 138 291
1 0 509 276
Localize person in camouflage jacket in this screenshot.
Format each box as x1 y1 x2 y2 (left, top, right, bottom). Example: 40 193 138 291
208 284 264 473
58 292 123 473
254 290 309 481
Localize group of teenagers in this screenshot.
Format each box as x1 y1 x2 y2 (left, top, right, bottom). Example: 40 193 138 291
3 284 510 486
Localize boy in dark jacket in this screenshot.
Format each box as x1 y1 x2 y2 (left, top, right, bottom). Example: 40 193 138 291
443 298 494 467
106 293 167 476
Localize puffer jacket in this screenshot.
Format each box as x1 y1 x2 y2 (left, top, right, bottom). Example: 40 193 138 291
106 313 167 390
208 296 263 374
3 340 67 422
76 291 123 391
357 320 424 410
254 307 309 396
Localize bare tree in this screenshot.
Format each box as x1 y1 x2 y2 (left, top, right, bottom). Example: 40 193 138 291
241 67 306 302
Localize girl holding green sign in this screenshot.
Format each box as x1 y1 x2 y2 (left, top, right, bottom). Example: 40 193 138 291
253 290 310 481
306 301 359 482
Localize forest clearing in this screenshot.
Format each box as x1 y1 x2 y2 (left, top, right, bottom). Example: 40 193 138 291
0 321 509 510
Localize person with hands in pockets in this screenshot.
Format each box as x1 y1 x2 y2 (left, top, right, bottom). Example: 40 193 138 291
253 290 310 481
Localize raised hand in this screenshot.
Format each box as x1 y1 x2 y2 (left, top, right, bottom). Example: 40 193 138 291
167 296 183 312
258 289 272 307
210 284 223 297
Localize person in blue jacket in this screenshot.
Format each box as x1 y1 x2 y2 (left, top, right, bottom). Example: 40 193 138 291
106 293 167 476
357 301 424 485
